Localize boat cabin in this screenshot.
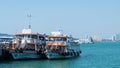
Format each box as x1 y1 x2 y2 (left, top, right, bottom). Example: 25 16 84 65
47 31 68 47
12 28 46 50
47 36 67 46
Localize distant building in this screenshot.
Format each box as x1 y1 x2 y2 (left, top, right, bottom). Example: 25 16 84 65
112 35 116 41
102 38 112 41
113 34 120 41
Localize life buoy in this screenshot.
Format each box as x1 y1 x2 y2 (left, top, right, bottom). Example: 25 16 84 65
79 51 82 54
71 52 74 56
64 52 68 56
77 52 79 56
70 52 72 56
74 52 76 56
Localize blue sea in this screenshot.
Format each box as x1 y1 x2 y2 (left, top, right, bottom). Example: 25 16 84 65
0 42 120 68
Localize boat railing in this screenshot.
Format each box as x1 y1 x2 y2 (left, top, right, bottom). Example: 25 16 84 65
26 39 34 43
26 39 46 45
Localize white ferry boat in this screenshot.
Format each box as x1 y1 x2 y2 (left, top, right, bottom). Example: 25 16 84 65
9 28 46 60
45 31 82 59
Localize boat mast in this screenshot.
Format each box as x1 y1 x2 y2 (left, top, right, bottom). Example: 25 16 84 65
27 14 37 50
27 14 32 29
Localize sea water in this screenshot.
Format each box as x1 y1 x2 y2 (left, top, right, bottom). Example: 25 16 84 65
0 42 120 68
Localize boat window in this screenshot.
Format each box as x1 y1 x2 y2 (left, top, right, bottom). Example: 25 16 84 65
39 36 45 40
49 38 54 41
31 35 37 39
28 35 31 38
40 38 44 40
17 35 24 38
17 36 22 38
24 35 29 39
49 38 67 41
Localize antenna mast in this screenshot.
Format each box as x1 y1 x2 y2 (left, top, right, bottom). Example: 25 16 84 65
27 14 32 29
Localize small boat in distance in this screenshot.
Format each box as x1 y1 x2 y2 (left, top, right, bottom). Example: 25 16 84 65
45 31 82 59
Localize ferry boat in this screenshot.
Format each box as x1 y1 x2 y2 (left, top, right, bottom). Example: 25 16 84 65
8 28 46 60
45 31 82 59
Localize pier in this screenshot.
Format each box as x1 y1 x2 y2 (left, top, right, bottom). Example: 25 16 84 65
0 45 2 59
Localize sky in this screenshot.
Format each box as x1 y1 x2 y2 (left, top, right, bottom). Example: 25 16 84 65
0 0 120 38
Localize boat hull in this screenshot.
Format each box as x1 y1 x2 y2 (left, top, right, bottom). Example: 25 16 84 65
45 51 81 59
9 50 43 60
